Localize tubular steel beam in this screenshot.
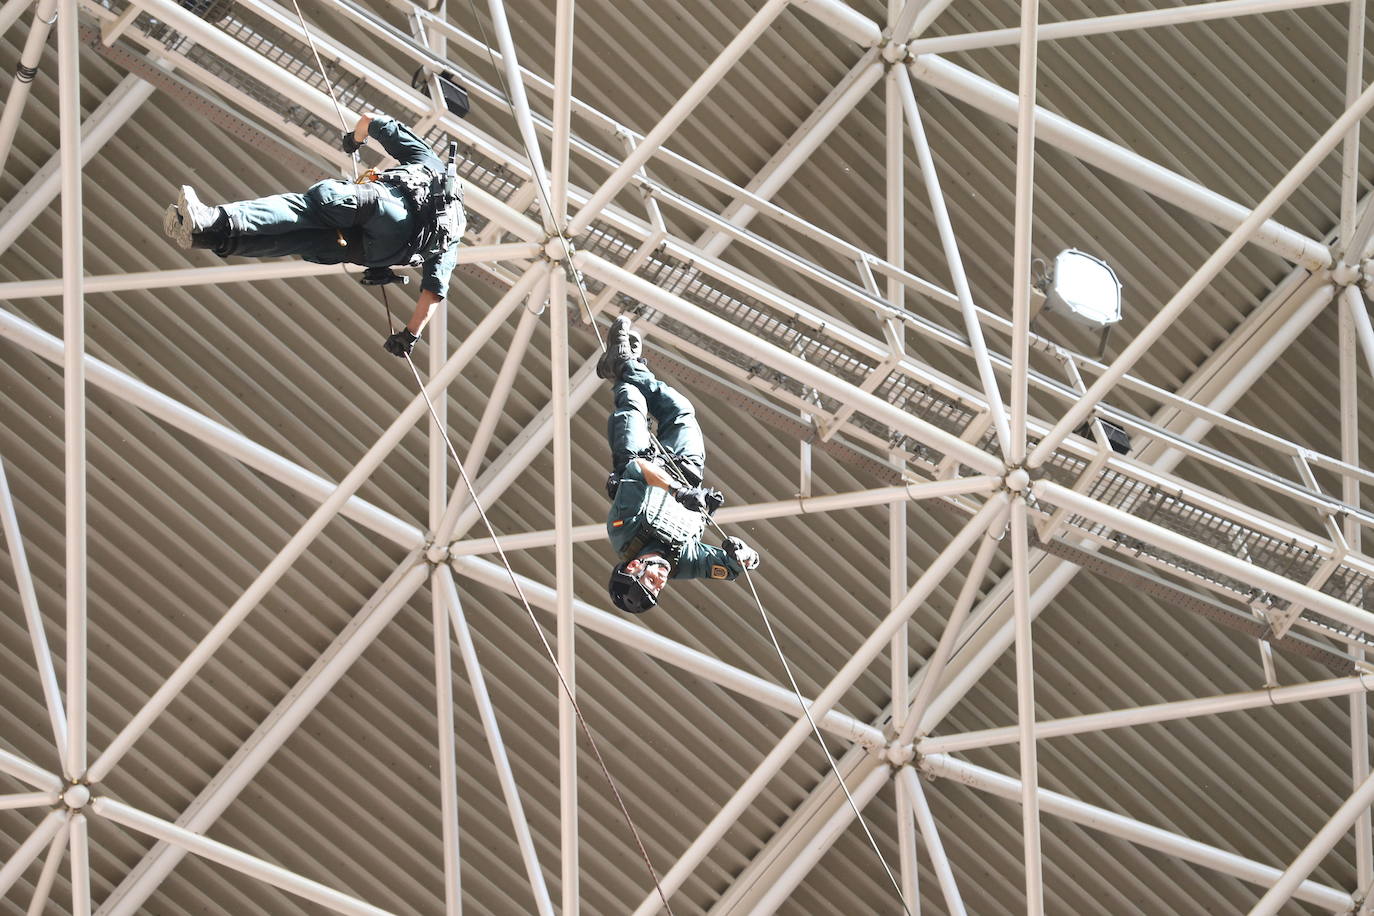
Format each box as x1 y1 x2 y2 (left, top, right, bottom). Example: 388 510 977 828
901 767 967 916
0 810 67 898
0 0 57 175
92 797 393 916
26 815 69 916
430 566 461 916
908 54 1330 269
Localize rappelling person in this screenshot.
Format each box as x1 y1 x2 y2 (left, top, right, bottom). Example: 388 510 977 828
161 112 466 358
600 316 761 614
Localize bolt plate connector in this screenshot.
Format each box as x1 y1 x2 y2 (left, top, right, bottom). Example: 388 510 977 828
63 784 91 809
1005 467 1031 493
1333 261 1360 286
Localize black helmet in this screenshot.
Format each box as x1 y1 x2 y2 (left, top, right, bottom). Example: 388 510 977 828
608 555 670 613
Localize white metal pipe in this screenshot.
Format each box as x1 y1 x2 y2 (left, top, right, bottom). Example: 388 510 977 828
894 769 920 915
0 261 356 300
920 675 1374 755
0 790 60 810
430 569 461 916
1008 0 1037 466
746 762 892 914
902 0 958 38
59 0 86 781
0 74 156 258
1249 767 1374 914
70 812 90 916
896 66 1013 461
791 0 881 45
901 767 967 916
431 262 553 542
96 560 429 916
549 268 579 916
26 815 69 916
907 0 1342 54
1349 284 1374 377
449 555 886 748
0 810 67 897
0 455 67 757
86 280 526 784
899 528 1002 745
1010 499 1043 914
436 567 557 916
1343 0 1366 244
0 747 62 792
924 753 1353 910
550 0 573 221
699 51 884 258
1034 480 1374 636
576 252 1003 475
908 54 1329 269
461 304 540 476
0 308 421 549
0 0 32 36
567 0 793 236
889 497 909 735
885 64 906 316
449 477 1000 556
630 497 1005 915
92 797 394 916
0 0 57 175
484 0 554 233
1028 76 1374 468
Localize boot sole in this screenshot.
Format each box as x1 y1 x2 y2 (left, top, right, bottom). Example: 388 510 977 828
163 204 191 249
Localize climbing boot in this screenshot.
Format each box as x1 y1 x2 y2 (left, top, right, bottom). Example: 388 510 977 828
597 315 641 380
165 185 222 249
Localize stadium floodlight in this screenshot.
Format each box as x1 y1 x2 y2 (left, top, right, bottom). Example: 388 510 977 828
1044 249 1122 329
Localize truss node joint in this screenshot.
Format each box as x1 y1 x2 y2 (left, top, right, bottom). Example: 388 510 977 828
879 38 909 65
424 537 451 566
883 740 916 768
1333 262 1361 287
62 783 91 810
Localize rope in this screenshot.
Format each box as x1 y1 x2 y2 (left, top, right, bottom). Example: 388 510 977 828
288 0 358 182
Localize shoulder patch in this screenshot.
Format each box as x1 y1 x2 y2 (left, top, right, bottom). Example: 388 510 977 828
710 564 729 579
612 519 625 528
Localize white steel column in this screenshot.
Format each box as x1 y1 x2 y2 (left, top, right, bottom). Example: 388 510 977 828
70 812 90 916
550 267 579 916
92 797 393 916
901 767 967 916
550 0 574 222
431 566 462 916
0 73 155 258
484 0 554 231
0 0 32 36
436 567 557 916
630 496 1006 915
893 770 921 914
87 281 527 784
0 810 67 897
0 0 57 175
1248 767 1374 914
461 305 541 475
896 67 1011 458
0 455 67 756
792 0 881 45
567 0 793 236
26 815 70 916
1008 0 1038 464
1029 75 1374 467
58 0 86 781
1342 0 1366 244
1010 497 1043 913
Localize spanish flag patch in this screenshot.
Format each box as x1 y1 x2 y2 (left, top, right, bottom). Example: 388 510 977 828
710 565 729 579
612 519 624 528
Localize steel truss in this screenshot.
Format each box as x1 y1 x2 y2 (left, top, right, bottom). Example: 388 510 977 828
4 0 1374 912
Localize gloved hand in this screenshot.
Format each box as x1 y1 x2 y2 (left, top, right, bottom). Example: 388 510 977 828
341 130 366 155
383 328 419 358
675 486 724 514
721 535 760 570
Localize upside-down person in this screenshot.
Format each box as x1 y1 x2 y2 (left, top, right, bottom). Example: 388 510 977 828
599 316 761 614
161 113 465 358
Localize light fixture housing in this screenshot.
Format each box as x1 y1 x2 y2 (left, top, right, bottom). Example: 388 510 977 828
1045 249 1122 329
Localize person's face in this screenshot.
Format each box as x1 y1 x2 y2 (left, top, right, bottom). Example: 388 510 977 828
624 555 670 596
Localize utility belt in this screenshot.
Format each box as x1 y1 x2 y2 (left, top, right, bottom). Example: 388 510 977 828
617 488 708 567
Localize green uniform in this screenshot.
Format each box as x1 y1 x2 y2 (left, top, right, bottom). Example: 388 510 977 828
606 459 743 581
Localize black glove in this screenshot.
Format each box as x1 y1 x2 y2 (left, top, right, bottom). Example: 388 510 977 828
721 535 760 570
675 486 724 514
383 328 419 358
341 130 365 155
359 266 409 286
